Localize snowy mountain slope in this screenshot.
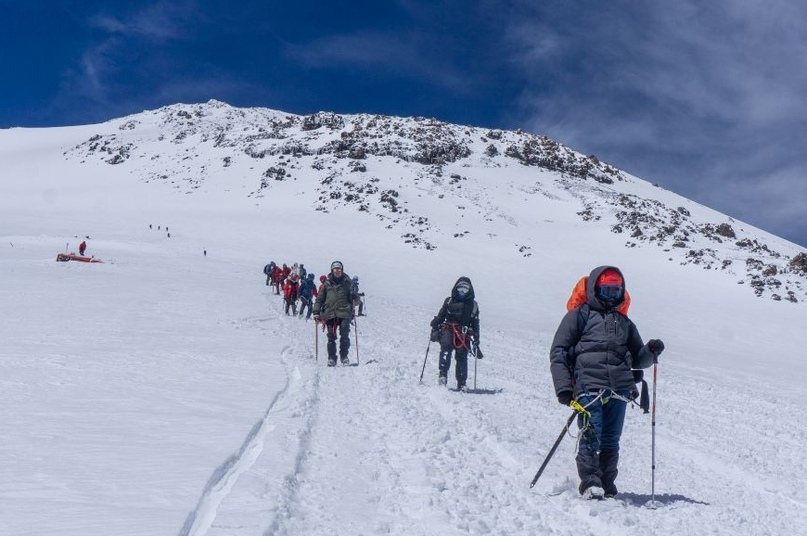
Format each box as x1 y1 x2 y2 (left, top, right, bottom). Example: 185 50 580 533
2 102 807 536
55 100 807 301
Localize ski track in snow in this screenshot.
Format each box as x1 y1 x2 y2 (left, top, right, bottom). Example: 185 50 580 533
179 301 324 536
178 342 294 536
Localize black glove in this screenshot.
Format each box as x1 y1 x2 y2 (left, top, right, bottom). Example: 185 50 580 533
475 346 484 359
647 339 665 357
557 391 573 406
430 318 440 330
313 314 321 322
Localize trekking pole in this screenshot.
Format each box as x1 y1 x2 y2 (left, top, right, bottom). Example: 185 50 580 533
530 401 590 488
314 320 319 362
472 340 478 391
418 336 432 383
353 313 360 365
648 355 660 508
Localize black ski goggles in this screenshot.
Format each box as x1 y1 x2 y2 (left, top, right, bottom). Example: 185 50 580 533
597 284 624 300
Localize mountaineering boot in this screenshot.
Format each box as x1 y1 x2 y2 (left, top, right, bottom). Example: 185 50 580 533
600 449 619 498
438 375 447 386
582 486 605 500
341 355 350 365
327 358 337 367
457 382 467 392
576 448 603 496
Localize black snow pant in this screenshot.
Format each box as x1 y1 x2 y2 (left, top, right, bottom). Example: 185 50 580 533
284 297 297 316
438 328 469 387
325 317 351 362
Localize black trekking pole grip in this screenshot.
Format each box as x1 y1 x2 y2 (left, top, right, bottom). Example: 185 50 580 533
530 410 577 488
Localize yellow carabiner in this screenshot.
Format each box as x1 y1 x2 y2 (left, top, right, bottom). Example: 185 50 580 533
572 400 592 431
570 399 590 418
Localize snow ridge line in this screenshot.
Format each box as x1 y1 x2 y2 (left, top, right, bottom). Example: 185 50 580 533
178 346 294 536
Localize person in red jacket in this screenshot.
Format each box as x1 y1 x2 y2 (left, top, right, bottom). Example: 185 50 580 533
283 273 300 315
79 240 87 256
271 264 285 295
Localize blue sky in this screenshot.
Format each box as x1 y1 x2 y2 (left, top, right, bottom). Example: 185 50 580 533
3 1 807 247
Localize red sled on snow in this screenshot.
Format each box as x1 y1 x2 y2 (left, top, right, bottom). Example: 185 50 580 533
56 253 104 263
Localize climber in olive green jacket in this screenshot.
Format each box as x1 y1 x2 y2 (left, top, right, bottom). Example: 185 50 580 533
313 261 358 366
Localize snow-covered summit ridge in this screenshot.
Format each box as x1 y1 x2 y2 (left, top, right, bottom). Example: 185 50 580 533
53 99 807 302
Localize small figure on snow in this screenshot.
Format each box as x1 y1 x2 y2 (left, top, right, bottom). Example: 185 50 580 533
79 240 87 256
549 266 664 500
298 273 318 320
352 276 366 316
313 261 358 366
264 261 276 286
430 277 480 391
271 264 287 295
283 273 300 316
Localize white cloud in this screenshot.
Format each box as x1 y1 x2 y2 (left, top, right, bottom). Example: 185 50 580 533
88 1 192 42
